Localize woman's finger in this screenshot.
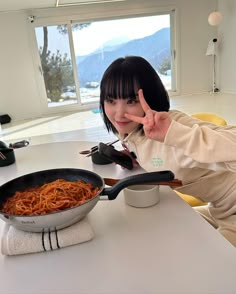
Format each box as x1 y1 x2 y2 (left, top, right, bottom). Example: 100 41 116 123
124 113 145 124
138 89 151 113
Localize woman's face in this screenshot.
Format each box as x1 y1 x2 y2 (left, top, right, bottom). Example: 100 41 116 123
104 97 144 135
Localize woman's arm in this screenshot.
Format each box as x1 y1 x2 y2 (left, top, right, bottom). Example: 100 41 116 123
165 120 236 164
125 90 236 168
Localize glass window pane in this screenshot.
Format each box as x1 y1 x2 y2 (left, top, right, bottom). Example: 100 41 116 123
35 25 77 108
72 14 171 104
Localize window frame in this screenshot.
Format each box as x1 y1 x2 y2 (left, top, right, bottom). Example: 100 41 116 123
31 5 178 115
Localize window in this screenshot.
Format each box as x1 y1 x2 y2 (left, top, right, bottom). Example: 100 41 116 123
35 25 77 107
35 12 175 110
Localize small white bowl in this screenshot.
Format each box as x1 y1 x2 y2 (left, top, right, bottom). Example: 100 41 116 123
124 185 160 208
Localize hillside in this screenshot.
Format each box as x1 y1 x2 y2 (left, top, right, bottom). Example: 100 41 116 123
76 27 170 87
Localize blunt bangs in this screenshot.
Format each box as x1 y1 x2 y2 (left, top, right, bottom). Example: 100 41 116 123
101 67 140 100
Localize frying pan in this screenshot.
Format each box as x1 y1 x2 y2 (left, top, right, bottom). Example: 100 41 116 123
0 168 174 232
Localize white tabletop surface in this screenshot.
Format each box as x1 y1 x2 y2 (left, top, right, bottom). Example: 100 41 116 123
0 141 236 294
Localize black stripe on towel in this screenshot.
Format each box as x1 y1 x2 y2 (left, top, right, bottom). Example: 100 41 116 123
48 230 53 250
55 229 60 249
42 231 46 251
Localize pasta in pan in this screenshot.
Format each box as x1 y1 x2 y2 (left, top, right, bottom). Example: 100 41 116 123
0 179 99 216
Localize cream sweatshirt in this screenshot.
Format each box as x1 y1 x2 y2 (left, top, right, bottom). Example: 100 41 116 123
122 110 236 219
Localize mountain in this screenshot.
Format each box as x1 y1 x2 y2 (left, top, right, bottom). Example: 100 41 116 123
99 36 131 51
76 27 170 87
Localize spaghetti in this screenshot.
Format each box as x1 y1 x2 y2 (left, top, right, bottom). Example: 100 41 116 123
0 179 100 216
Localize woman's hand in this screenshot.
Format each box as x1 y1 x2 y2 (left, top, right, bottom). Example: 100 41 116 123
124 89 172 142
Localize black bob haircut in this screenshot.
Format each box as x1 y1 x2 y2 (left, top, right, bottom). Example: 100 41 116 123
100 56 170 134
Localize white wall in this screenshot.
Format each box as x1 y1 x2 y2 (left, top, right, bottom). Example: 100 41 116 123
0 12 42 120
218 0 236 93
0 0 218 121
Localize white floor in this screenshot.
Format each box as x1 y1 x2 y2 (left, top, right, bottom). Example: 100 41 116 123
0 92 235 146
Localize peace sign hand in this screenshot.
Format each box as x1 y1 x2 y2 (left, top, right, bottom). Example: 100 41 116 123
124 89 172 142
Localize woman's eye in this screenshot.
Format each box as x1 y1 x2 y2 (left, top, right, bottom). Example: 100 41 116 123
105 98 115 104
127 98 139 105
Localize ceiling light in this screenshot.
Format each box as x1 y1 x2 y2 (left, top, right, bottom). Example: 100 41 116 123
56 0 126 7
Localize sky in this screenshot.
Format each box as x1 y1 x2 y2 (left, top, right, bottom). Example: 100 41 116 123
73 15 170 55
35 14 170 56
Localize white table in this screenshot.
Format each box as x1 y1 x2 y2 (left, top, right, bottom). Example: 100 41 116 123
0 141 236 294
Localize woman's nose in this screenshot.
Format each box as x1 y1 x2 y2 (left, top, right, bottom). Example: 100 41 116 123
115 104 126 118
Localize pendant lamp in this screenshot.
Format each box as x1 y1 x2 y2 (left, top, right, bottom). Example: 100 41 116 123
208 11 223 26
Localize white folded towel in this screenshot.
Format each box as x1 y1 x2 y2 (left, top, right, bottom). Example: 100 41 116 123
1 219 94 256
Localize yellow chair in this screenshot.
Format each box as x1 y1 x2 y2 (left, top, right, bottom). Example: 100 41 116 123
175 112 227 207
175 191 207 206
191 112 227 126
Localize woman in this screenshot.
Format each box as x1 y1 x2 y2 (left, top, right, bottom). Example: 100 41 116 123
99 55 236 246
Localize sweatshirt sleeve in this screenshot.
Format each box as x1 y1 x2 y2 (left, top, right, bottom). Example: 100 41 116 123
164 118 236 169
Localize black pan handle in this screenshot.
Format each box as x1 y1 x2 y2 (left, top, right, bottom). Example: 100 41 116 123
102 170 175 200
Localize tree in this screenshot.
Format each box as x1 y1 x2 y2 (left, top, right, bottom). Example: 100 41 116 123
40 23 90 102
158 56 171 75
39 49 74 101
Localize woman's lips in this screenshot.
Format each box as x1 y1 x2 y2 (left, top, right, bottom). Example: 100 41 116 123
115 121 130 126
